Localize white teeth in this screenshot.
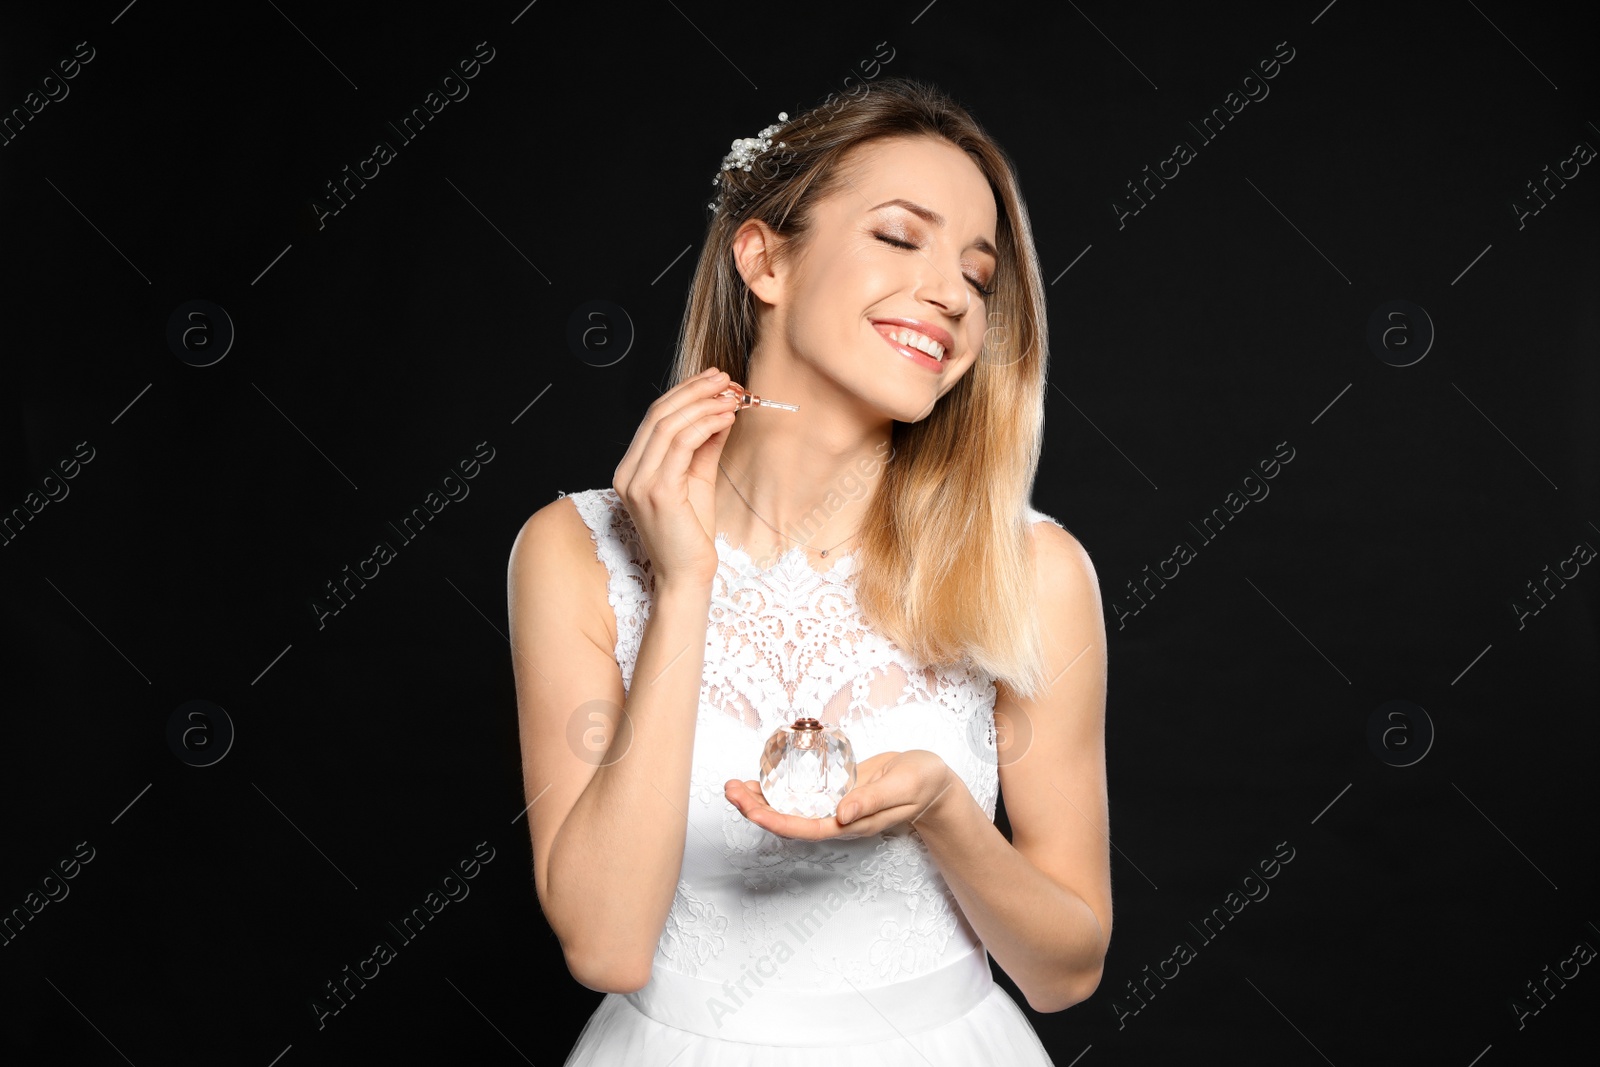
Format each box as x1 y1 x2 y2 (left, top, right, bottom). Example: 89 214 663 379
887 327 945 361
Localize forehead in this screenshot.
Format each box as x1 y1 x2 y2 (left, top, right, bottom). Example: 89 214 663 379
830 136 997 235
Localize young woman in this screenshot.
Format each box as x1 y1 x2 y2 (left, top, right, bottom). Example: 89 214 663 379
507 77 1111 1065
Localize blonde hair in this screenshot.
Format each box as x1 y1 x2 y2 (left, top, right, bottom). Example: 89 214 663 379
671 77 1053 701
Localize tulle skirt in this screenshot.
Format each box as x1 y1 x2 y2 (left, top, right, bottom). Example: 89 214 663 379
561 945 1057 1066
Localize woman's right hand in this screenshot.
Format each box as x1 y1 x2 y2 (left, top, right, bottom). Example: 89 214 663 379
612 368 742 589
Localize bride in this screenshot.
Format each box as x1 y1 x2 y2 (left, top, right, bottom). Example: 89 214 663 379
507 77 1111 1064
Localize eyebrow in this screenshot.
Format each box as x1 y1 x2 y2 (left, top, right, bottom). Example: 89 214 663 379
869 198 998 260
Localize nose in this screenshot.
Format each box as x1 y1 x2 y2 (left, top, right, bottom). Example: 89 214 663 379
913 257 970 319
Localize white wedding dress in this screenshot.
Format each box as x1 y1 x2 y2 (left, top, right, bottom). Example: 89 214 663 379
559 487 1063 1066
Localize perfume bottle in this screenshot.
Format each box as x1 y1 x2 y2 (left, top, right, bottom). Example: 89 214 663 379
758 717 857 819
716 385 799 412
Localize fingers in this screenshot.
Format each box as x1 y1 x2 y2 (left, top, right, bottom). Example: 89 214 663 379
613 368 731 493
725 771 922 841
684 383 743 485
851 752 897 784
627 372 740 494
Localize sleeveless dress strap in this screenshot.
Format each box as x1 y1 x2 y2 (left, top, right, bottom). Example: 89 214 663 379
561 488 654 693
1024 504 1064 529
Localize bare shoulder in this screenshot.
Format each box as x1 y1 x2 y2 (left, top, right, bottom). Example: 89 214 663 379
1016 517 1106 697
508 493 615 652
998 517 1114 1002
1027 519 1101 608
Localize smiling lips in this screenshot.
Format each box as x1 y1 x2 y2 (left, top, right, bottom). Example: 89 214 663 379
872 322 949 370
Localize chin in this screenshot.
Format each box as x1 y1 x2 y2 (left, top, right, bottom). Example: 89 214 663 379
837 353 959 421
875 393 944 424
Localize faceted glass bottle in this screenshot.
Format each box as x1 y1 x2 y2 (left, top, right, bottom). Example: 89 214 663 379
759 717 857 819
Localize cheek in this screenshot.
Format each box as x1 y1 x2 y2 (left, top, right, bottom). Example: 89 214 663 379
817 272 880 347
966 316 987 354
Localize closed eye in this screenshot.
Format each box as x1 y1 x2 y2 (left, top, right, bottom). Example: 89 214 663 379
873 233 996 298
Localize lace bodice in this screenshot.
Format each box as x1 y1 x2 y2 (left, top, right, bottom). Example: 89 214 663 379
562 487 1064 997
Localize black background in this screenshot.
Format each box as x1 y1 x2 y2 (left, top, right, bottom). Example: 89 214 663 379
3 1 1596 1064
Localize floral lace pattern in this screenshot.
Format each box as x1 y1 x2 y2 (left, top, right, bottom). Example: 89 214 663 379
655 881 729 978
560 487 1064 992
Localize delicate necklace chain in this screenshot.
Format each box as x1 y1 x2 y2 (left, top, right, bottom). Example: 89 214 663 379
717 462 859 559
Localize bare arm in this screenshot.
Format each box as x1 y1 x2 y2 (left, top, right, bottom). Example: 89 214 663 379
913 520 1112 1012
508 498 713 993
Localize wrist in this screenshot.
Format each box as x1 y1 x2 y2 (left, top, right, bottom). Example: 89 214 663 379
655 574 715 608
914 764 969 836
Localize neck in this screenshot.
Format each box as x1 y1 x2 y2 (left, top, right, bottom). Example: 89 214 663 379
715 364 893 568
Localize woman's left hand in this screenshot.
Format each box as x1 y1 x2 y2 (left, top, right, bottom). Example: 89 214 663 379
724 750 958 841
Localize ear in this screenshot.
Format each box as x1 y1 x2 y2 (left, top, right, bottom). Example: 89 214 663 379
731 219 785 306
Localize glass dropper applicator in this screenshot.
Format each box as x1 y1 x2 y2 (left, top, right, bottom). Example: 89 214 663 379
716 382 799 412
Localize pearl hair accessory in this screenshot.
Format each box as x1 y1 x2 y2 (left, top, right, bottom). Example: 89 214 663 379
708 112 789 213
